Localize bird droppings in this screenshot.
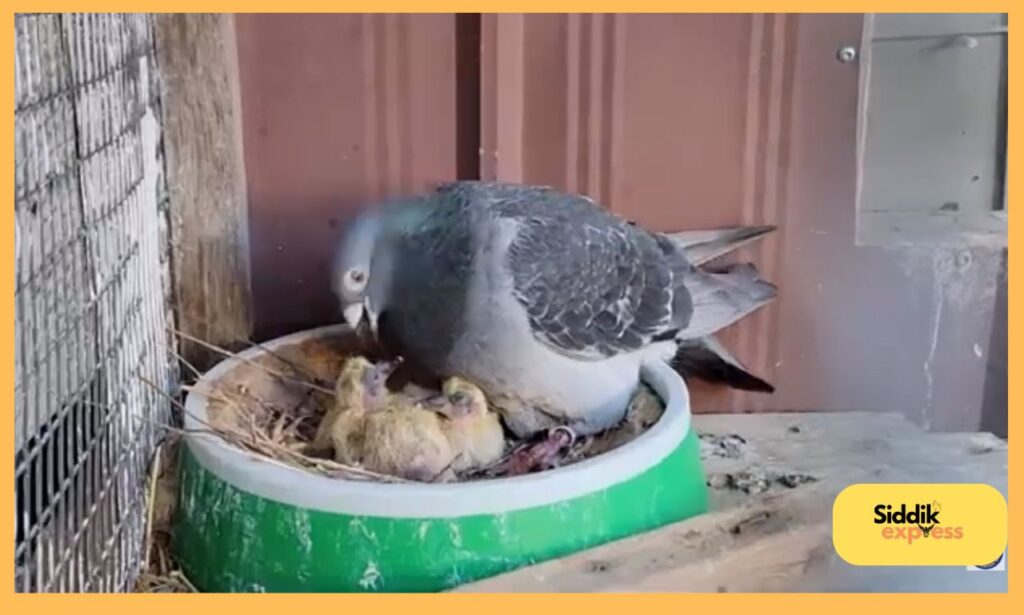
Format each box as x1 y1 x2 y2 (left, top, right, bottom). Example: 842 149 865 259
729 510 772 535
964 434 1006 456
706 470 818 495
199 332 666 484
294 512 314 555
698 433 748 460
348 518 378 544
358 561 381 590
449 523 464 548
775 473 817 489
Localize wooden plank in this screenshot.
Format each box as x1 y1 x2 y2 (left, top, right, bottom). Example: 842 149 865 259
453 412 1007 592
870 13 1006 40
455 482 836 592
155 14 253 369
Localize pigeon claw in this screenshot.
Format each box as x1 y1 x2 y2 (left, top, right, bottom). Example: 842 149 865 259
549 426 577 448
492 425 577 477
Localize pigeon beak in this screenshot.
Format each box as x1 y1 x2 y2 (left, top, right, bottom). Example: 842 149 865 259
343 303 365 329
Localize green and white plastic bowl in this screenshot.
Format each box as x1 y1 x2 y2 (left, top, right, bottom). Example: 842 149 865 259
176 325 708 592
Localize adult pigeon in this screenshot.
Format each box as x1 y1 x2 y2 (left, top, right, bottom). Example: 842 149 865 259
333 181 776 437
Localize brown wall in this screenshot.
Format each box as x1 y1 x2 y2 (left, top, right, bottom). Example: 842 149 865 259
235 14 459 338
234 13 1006 431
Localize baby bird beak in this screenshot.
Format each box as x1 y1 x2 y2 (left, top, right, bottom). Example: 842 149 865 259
375 356 404 378
419 394 449 410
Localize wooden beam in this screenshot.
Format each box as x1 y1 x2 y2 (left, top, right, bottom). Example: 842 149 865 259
454 412 1007 592
155 14 252 370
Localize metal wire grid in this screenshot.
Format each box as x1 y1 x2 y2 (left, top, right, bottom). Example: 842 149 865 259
14 13 175 592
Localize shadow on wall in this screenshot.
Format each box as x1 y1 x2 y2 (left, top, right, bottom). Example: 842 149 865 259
980 249 1007 439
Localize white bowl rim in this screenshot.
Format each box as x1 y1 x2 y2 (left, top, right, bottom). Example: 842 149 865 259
183 324 692 519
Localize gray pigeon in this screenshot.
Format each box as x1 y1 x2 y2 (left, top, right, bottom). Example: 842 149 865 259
333 181 776 437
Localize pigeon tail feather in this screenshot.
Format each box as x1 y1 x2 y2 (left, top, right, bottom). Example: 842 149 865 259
664 225 777 266
670 336 775 393
680 263 777 338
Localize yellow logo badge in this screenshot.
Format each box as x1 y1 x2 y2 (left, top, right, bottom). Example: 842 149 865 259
833 483 1006 566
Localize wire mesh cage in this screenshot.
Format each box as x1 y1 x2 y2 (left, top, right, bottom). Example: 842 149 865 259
14 13 176 592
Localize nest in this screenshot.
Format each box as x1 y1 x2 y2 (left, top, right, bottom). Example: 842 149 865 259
174 330 666 484
132 329 667 591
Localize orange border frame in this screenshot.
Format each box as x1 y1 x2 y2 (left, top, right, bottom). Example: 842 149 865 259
2 2 1016 607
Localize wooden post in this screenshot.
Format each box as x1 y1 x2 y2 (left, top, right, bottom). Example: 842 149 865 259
155 14 253 370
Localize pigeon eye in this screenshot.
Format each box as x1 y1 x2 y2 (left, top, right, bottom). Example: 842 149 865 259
348 270 367 285
449 391 468 405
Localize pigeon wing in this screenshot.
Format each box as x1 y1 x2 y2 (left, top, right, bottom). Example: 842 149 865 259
504 199 693 361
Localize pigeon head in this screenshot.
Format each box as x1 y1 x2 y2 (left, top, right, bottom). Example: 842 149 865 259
333 198 429 331
333 210 383 329
442 376 489 417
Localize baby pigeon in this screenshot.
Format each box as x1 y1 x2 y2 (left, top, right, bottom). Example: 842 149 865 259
429 377 506 473
311 355 395 465
360 397 456 483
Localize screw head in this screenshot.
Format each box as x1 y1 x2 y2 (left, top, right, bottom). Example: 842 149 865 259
837 46 858 63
